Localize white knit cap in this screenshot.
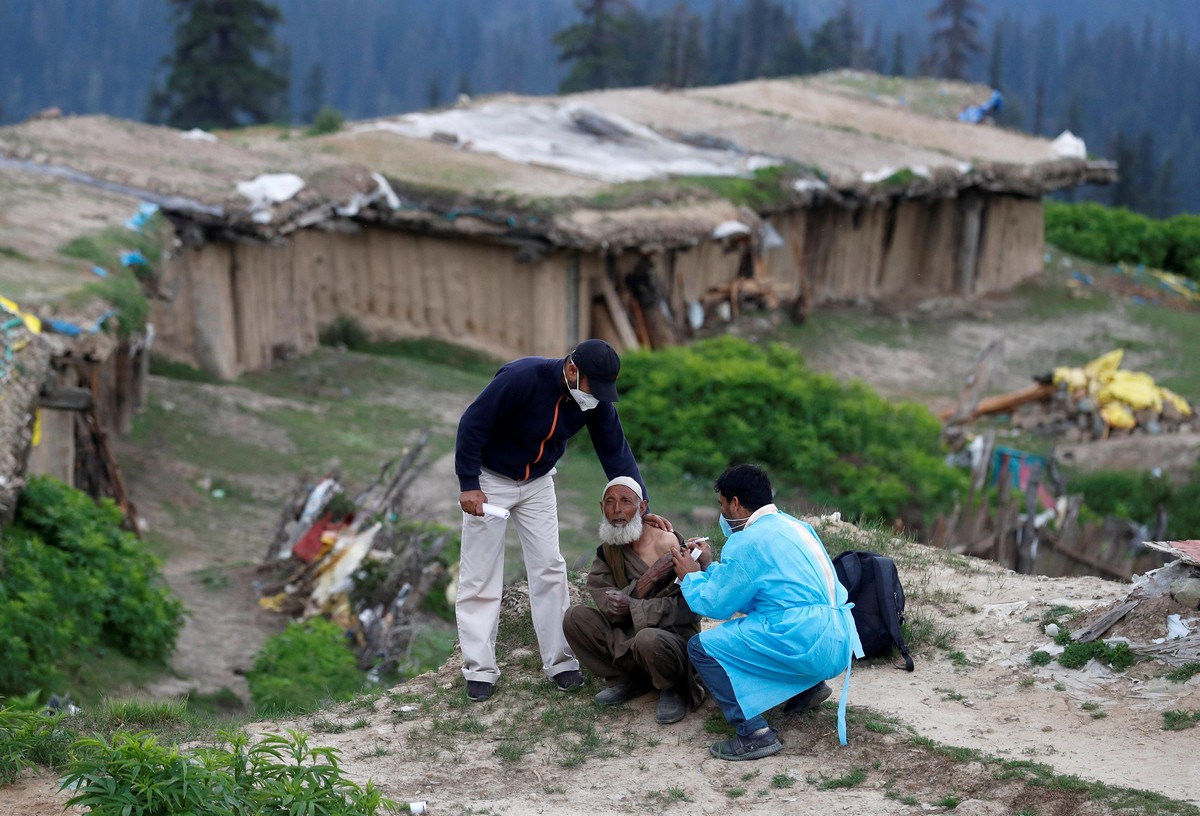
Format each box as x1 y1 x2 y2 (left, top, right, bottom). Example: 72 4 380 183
603 476 643 501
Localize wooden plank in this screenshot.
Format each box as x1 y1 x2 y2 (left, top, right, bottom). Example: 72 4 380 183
938 382 1054 421
595 274 640 352
1070 599 1139 643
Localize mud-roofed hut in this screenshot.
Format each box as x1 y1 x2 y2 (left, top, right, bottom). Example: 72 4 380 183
0 72 1114 380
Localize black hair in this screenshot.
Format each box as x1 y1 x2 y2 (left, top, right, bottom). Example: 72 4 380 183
714 464 773 511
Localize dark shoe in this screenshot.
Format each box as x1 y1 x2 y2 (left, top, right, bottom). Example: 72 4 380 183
554 670 585 692
655 688 687 724
466 680 494 702
593 679 652 706
710 727 783 761
783 681 832 714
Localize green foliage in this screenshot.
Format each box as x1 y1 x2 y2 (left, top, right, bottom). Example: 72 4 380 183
151 0 288 129
681 165 798 210
85 271 149 337
1058 641 1135 672
62 729 397 815
1165 662 1200 683
618 337 967 525
0 701 74 785
1045 201 1200 282
817 767 867 789
319 314 371 350
61 217 171 337
0 477 184 697
1162 710 1200 731
306 106 346 135
1068 466 1200 540
149 353 223 383
245 619 365 715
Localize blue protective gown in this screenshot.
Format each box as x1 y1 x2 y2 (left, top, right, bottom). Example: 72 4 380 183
681 505 863 727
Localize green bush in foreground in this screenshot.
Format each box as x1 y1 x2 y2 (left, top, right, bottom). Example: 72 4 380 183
618 336 966 525
63 729 397 815
246 618 366 715
0 477 184 696
0 698 74 785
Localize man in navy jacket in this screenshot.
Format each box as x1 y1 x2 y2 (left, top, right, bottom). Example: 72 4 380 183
455 339 652 702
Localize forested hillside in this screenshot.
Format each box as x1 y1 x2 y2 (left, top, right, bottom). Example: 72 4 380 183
2 0 1198 213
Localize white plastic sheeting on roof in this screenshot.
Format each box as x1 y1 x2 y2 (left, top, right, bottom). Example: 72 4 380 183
355 101 779 183
180 128 218 143
1051 130 1087 160
236 173 305 209
334 171 401 216
712 220 752 240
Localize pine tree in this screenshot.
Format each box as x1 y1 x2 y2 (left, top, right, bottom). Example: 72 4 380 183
809 2 860 74
301 62 325 124
553 0 628 93
923 0 985 80
890 32 906 76
151 0 289 130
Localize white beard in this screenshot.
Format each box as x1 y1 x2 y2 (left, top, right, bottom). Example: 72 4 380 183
598 513 643 546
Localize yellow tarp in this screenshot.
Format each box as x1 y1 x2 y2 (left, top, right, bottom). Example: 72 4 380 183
1052 348 1192 429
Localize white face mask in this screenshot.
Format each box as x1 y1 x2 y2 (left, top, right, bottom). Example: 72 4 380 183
566 365 599 411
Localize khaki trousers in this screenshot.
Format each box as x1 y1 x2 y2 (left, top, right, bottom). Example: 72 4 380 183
456 469 579 683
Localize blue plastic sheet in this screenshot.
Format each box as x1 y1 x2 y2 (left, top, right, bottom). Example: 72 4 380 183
958 90 1004 124
124 202 160 232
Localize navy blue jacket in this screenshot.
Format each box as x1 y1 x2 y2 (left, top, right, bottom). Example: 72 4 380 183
455 356 647 501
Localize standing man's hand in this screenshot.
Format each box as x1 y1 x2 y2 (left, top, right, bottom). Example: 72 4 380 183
460 490 487 516
643 513 674 533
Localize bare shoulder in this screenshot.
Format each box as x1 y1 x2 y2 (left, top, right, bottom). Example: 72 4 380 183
647 525 683 560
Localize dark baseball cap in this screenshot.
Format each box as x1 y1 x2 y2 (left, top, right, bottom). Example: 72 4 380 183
571 339 621 402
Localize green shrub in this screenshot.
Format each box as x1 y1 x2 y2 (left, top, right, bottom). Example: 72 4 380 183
617 337 966 525
1058 641 1135 671
319 314 371 350
0 477 184 696
63 729 396 815
1045 201 1200 281
246 618 365 715
307 106 346 136
1068 465 1200 540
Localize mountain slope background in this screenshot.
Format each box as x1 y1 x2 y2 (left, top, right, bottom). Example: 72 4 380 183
3 1 1200 213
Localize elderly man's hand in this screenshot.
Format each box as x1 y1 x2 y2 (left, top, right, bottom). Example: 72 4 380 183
634 552 676 598
603 589 632 619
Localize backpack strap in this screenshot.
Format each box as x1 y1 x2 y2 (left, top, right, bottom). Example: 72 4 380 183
872 556 914 672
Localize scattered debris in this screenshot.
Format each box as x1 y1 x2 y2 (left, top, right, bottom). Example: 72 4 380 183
944 348 1192 442
256 431 453 676
1066 547 1200 667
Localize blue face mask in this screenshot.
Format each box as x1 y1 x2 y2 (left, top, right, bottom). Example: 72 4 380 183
719 515 747 537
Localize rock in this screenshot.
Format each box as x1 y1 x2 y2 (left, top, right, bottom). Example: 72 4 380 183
689 505 720 526
1171 577 1200 609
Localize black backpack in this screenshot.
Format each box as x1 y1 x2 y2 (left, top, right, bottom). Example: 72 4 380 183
832 550 914 672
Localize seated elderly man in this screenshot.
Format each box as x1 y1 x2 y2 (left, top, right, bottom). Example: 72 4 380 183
562 477 705 725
